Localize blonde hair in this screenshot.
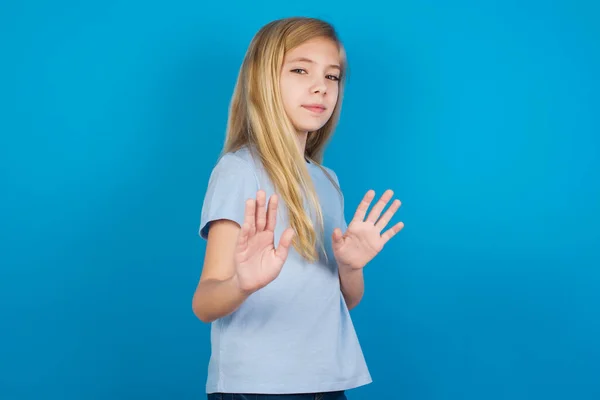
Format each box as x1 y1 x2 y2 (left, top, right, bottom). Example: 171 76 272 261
221 17 348 263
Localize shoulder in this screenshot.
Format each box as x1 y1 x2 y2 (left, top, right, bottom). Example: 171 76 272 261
322 165 339 182
202 146 262 196
199 146 261 239
208 146 261 180
312 162 345 209
314 161 341 187
214 146 255 170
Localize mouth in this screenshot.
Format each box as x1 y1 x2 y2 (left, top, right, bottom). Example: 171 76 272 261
302 104 326 114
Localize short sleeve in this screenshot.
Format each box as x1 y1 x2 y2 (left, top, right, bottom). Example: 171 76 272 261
198 153 259 240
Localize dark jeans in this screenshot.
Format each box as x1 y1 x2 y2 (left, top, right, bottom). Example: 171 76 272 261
207 391 347 400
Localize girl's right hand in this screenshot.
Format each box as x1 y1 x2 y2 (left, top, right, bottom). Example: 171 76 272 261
233 190 295 294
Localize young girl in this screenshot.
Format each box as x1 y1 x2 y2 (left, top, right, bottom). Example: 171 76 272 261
192 17 404 400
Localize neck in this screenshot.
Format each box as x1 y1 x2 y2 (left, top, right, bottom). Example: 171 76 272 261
296 131 308 161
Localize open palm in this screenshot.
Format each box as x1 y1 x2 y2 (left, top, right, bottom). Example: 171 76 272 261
234 190 295 294
332 189 404 270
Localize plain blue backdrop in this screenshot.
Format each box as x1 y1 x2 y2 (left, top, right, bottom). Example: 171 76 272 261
1 1 599 399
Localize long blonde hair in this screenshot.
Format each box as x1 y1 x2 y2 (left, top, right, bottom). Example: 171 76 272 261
221 17 347 262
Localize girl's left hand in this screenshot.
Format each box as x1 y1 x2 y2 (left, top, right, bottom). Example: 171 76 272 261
332 189 404 270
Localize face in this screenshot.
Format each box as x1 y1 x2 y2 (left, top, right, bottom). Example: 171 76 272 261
279 36 342 134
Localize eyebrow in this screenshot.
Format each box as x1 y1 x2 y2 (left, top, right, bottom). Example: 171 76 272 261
287 57 341 70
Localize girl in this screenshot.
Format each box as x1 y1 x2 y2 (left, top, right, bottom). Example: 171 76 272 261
192 17 404 400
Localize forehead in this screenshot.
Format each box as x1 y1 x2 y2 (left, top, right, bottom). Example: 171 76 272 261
284 37 341 64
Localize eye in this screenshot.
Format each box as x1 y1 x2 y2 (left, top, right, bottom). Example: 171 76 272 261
291 68 307 74
327 75 340 81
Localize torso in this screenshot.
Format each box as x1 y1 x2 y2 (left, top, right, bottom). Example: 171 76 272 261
204 146 371 394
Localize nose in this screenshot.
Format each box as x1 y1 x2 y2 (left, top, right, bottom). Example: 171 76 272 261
310 77 327 95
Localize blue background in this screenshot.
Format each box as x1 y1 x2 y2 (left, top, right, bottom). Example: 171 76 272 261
1 1 599 399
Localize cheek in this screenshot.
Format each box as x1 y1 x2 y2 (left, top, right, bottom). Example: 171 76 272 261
280 78 300 107
327 84 340 105
330 81 340 94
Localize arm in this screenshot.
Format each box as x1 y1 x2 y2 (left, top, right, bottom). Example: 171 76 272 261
332 189 404 312
338 264 364 310
192 192 295 323
192 220 251 323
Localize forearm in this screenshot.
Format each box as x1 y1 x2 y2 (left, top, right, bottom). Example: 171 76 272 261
338 264 365 310
192 274 251 323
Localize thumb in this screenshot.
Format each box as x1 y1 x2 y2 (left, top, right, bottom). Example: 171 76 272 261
275 227 295 260
332 228 344 245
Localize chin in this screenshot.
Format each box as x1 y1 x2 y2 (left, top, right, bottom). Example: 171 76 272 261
294 120 329 133
297 125 324 133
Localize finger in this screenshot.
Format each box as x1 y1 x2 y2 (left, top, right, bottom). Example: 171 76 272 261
255 190 267 232
265 193 279 231
352 190 376 222
237 222 251 252
366 189 394 224
381 221 405 244
375 199 402 230
332 228 344 246
275 227 295 260
243 198 256 237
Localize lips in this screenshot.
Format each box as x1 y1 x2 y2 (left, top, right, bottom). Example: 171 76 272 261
302 104 326 113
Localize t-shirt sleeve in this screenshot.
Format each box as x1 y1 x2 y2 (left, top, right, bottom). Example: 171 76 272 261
198 153 259 240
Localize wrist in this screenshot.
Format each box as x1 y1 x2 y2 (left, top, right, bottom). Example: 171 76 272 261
230 272 255 297
337 261 364 276
335 253 364 271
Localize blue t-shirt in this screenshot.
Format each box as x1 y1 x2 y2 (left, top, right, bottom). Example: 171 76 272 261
198 146 372 394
